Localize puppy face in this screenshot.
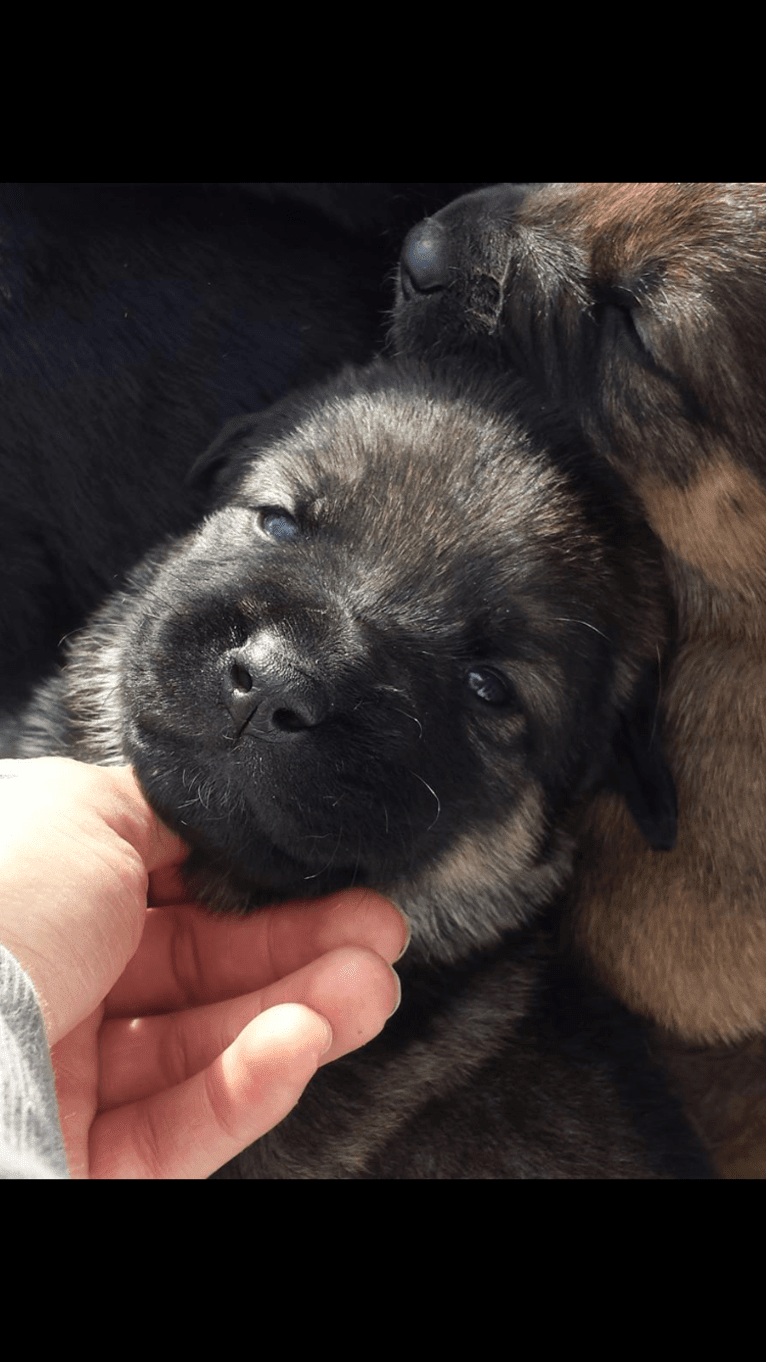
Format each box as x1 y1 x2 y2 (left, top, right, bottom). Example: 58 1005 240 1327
65 359 673 964
393 184 766 534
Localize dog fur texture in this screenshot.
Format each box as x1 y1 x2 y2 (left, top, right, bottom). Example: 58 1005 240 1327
12 356 711 1177
393 182 766 1053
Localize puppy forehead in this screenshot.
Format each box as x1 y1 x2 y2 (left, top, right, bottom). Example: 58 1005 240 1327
530 183 766 282
236 385 569 540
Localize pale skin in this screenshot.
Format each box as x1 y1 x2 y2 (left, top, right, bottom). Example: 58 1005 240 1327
0 757 408 1179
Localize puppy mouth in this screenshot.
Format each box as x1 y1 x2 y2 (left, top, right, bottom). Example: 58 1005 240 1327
131 739 376 896
125 693 446 900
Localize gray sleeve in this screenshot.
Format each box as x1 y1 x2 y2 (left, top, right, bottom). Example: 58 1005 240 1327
0 943 69 1178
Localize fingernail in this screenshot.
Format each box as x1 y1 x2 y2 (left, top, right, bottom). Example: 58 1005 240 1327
318 1018 334 1054
387 969 402 1019
390 905 411 962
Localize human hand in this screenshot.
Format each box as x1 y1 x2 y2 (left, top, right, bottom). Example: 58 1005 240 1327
0 758 407 1178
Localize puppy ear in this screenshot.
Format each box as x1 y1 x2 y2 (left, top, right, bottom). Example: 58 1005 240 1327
602 661 678 851
187 386 319 494
186 413 264 490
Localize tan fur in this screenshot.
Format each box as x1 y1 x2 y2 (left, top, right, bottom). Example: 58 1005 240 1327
398 785 576 965
567 450 766 1049
571 471 766 1051
637 457 766 594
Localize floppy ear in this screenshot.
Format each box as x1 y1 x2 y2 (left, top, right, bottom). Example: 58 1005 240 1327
602 661 678 851
186 413 264 490
187 387 321 494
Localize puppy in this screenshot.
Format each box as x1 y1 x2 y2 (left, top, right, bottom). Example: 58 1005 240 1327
16 357 710 1177
392 184 766 1049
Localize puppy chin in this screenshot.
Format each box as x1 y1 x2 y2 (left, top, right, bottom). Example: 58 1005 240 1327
125 725 438 914
180 843 368 914
126 740 364 895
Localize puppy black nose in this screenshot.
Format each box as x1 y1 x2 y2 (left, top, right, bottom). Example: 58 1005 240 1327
222 637 328 737
399 218 451 298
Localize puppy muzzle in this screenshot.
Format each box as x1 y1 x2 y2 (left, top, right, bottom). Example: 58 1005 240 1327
222 631 330 738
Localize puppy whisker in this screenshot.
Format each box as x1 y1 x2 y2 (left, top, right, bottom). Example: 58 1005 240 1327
302 822 345 881
552 616 610 642
411 772 441 831
390 707 423 739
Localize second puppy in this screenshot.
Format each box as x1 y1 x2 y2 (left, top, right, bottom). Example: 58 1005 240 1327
393 183 766 1050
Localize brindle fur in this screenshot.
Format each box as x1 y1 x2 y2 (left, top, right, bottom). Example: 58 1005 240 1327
392 182 766 1174
12 357 710 1177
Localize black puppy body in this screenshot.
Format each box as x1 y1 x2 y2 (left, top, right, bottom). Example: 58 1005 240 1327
16 357 710 1176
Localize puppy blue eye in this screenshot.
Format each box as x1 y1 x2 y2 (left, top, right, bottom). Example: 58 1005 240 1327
466 667 511 706
259 508 300 541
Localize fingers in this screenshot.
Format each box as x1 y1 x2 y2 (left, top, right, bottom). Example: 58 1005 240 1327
0 758 187 1045
104 890 409 1017
0 758 188 874
98 945 400 1109
89 1003 333 1179
86 764 190 874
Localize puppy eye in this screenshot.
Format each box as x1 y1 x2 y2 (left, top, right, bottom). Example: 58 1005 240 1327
614 302 644 348
594 288 647 354
465 667 512 707
257 508 301 542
